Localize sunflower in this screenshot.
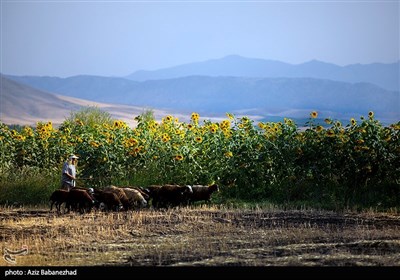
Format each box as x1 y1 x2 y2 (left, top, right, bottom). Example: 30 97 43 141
226 113 234 120
162 115 173 123
126 138 139 147
174 155 184 161
191 112 200 122
75 119 84 126
368 111 374 119
209 124 219 133
326 129 335 137
161 133 171 142
220 120 231 130
350 118 357 126
310 111 318 118
90 141 100 148
284 118 294 126
224 151 233 158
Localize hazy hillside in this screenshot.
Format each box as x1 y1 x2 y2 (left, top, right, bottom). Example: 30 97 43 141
1 76 82 125
7 75 139 102
127 55 400 91
0 76 187 126
6 74 399 123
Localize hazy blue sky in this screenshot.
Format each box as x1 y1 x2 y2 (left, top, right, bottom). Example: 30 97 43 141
1 0 399 77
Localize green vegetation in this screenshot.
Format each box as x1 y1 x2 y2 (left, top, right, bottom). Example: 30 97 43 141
63 105 114 128
0 108 399 210
0 166 58 205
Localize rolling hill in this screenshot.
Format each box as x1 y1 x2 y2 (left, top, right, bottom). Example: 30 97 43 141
0 76 190 126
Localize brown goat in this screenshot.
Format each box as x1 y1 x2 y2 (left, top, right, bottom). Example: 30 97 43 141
103 185 131 210
127 186 150 202
143 185 162 207
49 189 70 214
189 184 219 204
93 190 123 211
153 184 193 208
122 188 148 209
66 189 95 214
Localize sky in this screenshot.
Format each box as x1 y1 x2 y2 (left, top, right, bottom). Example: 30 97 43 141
1 0 399 78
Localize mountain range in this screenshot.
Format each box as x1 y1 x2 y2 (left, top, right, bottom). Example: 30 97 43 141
2 55 399 126
127 55 399 92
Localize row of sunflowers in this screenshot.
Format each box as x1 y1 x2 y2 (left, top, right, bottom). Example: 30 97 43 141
1 110 399 205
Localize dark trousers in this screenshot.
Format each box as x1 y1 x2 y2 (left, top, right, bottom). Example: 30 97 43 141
61 182 73 191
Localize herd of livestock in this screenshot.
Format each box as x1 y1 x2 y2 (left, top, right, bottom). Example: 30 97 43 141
49 184 219 214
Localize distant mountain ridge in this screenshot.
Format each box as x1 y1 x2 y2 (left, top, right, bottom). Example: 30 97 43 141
126 55 400 91
5 74 399 123
3 55 399 125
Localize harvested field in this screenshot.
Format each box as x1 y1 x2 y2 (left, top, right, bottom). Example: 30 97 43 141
1 205 400 267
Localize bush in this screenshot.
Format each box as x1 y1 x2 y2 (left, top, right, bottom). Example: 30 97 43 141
0 166 59 206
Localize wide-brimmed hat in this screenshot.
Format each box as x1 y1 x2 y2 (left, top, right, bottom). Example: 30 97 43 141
69 154 79 160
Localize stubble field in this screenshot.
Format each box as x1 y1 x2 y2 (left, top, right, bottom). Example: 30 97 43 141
1 205 400 267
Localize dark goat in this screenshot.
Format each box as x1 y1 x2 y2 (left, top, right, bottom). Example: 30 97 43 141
103 185 131 210
143 185 162 207
189 184 219 204
72 187 95 200
153 184 193 208
49 189 70 214
93 190 123 211
66 189 95 214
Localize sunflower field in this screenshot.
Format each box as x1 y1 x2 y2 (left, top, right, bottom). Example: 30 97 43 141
0 110 399 208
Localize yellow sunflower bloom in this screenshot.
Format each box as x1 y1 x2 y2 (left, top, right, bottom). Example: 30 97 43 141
368 111 374 119
174 155 184 161
224 151 233 158
310 111 318 118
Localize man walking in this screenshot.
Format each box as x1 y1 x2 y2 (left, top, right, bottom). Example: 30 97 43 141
61 154 79 191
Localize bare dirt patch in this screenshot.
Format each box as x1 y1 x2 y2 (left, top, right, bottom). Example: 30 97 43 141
1 206 400 266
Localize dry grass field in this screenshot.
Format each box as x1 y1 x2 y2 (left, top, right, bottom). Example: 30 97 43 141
1 205 400 267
